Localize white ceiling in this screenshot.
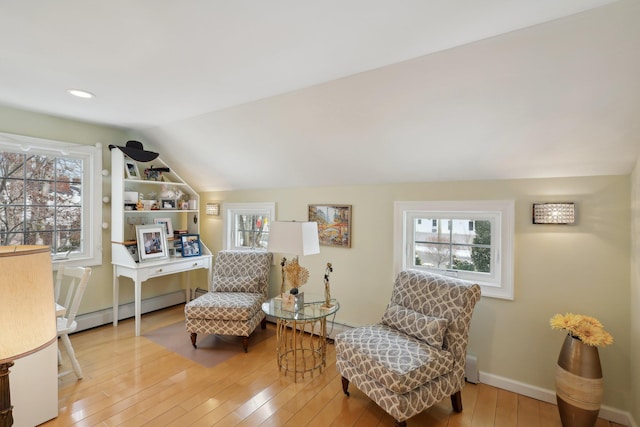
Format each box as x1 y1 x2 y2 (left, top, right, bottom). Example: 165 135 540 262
2 0 639 191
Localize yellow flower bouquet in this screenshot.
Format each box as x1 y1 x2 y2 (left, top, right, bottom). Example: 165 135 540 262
550 313 613 347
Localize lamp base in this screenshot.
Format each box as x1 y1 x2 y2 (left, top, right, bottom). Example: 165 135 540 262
0 362 14 427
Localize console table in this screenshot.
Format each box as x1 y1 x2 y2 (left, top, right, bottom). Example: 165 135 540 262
112 254 212 336
262 297 339 382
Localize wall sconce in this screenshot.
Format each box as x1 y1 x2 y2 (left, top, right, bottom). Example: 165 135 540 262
532 203 575 224
206 202 220 216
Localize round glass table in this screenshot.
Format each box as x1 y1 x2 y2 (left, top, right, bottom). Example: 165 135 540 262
262 296 340 382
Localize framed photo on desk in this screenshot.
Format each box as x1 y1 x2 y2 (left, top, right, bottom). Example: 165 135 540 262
136 224 169 262
180 234 201 257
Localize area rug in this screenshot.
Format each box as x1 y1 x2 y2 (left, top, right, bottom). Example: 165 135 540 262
144 321 275 368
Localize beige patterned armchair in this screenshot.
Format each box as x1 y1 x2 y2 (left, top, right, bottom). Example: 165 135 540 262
184 250 272 352
335 270 481 426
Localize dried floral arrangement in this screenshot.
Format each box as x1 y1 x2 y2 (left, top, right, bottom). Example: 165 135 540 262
550 313 613 347
283 258 309 291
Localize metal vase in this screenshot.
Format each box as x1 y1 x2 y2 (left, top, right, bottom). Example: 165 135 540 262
555 334 603 427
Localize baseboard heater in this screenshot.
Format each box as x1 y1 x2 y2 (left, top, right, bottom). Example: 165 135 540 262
465 353 479 384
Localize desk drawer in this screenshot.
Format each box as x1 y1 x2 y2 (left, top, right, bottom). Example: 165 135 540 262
146 257 210 278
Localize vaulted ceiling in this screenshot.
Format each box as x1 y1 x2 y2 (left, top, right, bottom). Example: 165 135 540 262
2 0 639 191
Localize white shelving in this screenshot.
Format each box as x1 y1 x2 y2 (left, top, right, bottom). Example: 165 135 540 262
110 148 212 336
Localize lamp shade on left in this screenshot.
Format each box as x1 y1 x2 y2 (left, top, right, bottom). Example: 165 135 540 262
0 245 56 364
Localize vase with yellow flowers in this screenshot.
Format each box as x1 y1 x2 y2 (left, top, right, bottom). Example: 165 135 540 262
550 313 613 427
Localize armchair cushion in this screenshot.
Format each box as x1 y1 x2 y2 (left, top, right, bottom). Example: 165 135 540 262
185 291 263 321
212 276 260 293
336 324 453 394
381 303 448 349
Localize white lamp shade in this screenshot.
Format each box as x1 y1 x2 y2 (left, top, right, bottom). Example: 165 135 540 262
268 221 320 256
0 245 56 364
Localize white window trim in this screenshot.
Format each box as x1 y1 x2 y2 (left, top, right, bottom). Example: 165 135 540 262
393 200 515 300
0 132 103 267
222 202 275 250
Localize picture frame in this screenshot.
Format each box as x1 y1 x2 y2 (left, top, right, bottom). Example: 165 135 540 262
153 217 173 236
135 224 169 262
124 160 141 180
308 204 352 248
180 233 201 257
160 198 176 210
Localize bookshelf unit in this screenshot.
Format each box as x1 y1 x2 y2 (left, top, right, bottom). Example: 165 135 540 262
110 148 212 336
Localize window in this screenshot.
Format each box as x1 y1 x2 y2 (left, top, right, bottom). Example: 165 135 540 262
394 200 514 300
0 132 102 266
223 202 275 250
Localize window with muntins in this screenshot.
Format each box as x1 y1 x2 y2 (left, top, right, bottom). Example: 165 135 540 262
0 132 102 266
394 200 514 300
223 202 275 250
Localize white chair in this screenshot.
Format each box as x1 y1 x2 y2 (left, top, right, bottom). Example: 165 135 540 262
55 265 92 379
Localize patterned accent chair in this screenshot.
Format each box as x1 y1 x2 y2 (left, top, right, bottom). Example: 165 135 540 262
335 270 481 427
184 250 273 352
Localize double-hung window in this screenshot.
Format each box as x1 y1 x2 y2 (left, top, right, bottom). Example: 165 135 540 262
0 132 102 266
394 200 514 299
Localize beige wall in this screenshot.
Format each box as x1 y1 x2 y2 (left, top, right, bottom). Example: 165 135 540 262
201 175 631 410
630 159 640 423
0 105 635 415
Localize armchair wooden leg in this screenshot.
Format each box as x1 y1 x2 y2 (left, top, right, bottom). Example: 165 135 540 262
190 333 197 349
451 390 463 412
242 337 249 353
341 376 350 396
261 317 267 329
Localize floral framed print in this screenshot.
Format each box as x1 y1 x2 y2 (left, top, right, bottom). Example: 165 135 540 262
135 224 169 262
308 204 352 248
124 160 141 179
181 234 201 257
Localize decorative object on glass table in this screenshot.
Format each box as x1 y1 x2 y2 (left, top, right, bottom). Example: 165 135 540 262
323 262 334 308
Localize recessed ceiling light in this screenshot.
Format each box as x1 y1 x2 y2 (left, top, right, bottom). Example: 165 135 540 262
67 89 95 99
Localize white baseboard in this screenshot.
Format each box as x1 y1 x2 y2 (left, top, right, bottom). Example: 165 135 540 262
75 291 186 333
480 372 636 427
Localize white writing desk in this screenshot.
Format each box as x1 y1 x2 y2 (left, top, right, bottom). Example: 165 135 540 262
112 254 212 336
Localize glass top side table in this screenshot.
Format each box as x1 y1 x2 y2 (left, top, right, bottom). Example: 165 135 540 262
262 297 340 382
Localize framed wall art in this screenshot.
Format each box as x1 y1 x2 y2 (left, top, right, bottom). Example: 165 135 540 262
308 204 352 248
124 160 141 179
181 233 202 257
153 217 173 236
135 224 169 262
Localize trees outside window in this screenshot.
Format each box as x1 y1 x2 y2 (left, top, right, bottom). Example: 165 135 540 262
0 133 102 265
394 200 514 300
223 202 275 251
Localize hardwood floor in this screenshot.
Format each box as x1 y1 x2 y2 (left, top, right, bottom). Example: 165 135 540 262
44 304 624 426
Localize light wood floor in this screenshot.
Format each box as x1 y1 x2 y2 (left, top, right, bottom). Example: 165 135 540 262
44 304 623 427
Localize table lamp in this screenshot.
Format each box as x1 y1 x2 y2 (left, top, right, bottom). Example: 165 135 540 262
0 245 56 427
267 221 320 297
